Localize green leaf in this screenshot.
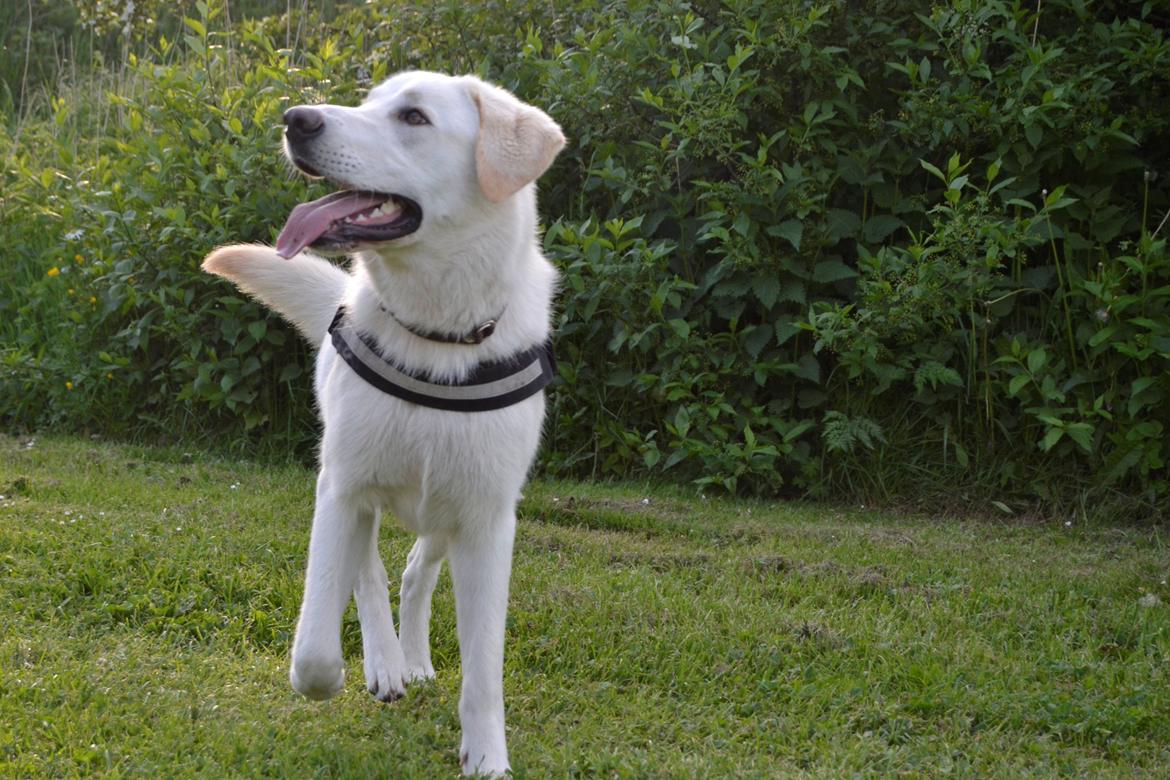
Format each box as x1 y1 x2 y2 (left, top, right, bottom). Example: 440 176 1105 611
792 353 821 384
1131 376 1158 396
278 364 303 382
987 158 1002 183
1040 427 1064 452
742 325 772 358
1044 190 1078 211
954 441 969 468
862 215 904 244
1065 423 1094 453
813 259 857 283
782 420 816 442
1025 123 1042 149
1026 348 1046 374
184 34 206 57
766 219 803 250
751 275 781 308
775 318 802 345
606 368 633 387
1005 198 1038 213
920 159 947 184
914 361 962 392
826 209 861 241
184 17 207 37
1009 373 1031 397
1088 326 1117 348
780 281 807 304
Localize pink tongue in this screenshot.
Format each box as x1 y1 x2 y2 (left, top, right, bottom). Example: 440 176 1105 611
275 191 389 258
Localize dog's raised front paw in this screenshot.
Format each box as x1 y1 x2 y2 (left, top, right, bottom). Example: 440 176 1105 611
289 655 345 701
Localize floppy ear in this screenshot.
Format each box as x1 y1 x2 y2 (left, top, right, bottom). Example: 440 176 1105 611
466 78 566 203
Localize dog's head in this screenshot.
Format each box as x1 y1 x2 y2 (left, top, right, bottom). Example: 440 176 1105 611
275 71 565 258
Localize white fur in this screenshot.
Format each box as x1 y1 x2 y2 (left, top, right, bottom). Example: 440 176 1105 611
202 71 565 777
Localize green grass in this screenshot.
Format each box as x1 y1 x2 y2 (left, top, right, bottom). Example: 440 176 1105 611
1 434 1168 778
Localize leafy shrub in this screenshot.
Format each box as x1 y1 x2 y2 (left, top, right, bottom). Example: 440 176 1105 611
1 4 339 452
3 0 1169 518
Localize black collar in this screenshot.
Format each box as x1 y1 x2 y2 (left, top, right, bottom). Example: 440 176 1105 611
379 303 505 345
328 306 556 412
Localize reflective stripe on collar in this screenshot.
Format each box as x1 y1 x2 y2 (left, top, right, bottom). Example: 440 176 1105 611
327 306 556 412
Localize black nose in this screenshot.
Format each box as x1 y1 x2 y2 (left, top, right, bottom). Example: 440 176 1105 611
283 106 325 143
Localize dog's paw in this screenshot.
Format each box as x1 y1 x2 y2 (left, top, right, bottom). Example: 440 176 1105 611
365 666 408 703
364 648 409 703
404 659 435 684
460 748 510 778
289 656 345 701
460 730 509 778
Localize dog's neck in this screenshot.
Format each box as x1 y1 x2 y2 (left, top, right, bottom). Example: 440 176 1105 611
359 212 524 332
345 191 555 374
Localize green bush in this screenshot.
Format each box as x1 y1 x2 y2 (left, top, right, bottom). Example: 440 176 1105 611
2 0 1169 518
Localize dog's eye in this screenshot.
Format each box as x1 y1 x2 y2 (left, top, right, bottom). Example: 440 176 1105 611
399 108 430 126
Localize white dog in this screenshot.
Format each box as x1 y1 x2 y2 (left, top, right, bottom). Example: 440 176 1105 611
202 70 565 776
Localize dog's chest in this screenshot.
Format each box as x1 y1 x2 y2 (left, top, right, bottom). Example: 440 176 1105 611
314 348 545 528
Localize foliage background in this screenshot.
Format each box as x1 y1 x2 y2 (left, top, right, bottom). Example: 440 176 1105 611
2 0 1169 520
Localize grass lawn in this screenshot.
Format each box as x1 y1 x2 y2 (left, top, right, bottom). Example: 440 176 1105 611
1 434 1168 778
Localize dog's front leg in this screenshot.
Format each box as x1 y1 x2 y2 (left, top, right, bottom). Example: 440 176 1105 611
448 512 516 777
354 510 410 702
289 471 371 701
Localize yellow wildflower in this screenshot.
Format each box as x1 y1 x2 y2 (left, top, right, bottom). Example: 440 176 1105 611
74 254 84 264
67 288 76 297
47 267 61 277
65 381 74 390
90 296 98 305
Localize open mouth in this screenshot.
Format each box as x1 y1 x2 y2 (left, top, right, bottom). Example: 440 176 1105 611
275 190 422 258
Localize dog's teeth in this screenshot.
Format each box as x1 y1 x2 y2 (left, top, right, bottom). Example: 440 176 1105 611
338 202 398 227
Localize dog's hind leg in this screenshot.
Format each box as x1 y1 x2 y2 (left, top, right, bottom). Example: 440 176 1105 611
399 534 447 683
354 509 409 702
289 471 371 701
448 511 516 777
